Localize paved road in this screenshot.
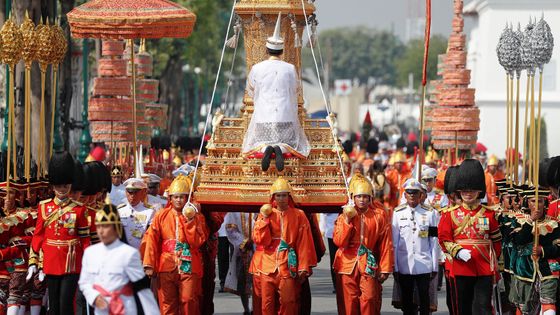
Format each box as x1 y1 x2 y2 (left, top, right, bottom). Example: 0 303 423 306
214 246 448 314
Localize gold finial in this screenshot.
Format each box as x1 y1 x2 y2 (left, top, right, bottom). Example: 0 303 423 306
35 19 52 72
139 38 146 53
0 16 23 68
51 20 67 67
20 11 38 68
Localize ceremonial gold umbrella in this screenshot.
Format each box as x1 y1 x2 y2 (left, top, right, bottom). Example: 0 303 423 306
67 0 196 168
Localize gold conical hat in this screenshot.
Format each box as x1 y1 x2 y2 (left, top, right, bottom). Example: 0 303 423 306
487 155 499 166
392 151 406 163
270 176 292 195
351 178 373 197
168 174 192 196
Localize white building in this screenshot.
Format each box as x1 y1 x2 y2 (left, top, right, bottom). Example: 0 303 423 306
464 0 560 157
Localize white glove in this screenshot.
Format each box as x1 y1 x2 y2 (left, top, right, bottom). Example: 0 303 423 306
456 249 472 262
26 265 37 281
38 270 45 282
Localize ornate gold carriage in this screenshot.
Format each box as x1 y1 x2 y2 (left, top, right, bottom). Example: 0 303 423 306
194 0 348 212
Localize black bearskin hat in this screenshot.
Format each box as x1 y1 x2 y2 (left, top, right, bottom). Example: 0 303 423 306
455 159 486 198
72 159 85 192
48 152 75 185
366 138 379 154
444 166 459 195
539 156 560 188
82 162 100 196
94 162 112 193
342 140 353 155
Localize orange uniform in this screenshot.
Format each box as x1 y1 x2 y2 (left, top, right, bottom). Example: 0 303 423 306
484 171 498 206
143 206 209 315
252 207 317 315
385 168 411 209
333 204 393 315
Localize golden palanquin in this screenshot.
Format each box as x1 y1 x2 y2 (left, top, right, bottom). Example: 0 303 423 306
195 0 347 212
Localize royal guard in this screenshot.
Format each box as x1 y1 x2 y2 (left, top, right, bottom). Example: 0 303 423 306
252 177 317 314
438 159 502 315
28 151 91 315
143 174 209 314
510 187 559 315
0 214 24 315
333 175 393 315
78 203 159 315
392 179 440 315
118 178 155 250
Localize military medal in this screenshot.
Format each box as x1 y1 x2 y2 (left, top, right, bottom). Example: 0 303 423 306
477 217 489 230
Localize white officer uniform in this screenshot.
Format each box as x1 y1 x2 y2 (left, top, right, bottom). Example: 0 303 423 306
392 202 440 274
118 201 155 250
109 184 126 205
79 239 160 315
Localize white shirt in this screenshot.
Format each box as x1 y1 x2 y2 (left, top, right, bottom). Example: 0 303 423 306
109 184 126 205
392 203 439 275
147 194 166 211
78 240 159 315
242 59 310 157
320 213 338 239
425 190 449 209
118 202 155 249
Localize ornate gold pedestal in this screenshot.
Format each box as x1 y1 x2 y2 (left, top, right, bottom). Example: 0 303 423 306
194 0 347 212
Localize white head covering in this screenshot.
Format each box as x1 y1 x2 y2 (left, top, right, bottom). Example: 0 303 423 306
266 13 284 50
421 167 438 180
123 178 147 190
403 178 424 191
172 164 195 178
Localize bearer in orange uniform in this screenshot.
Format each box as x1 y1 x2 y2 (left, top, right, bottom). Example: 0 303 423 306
143 174 209 314
252 177 317 315
333 175 393 315
27 152 91 315
385 151 411 210
438 159 502 315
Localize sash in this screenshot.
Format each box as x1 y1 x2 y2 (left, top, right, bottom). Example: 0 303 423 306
175 241 192 274
358 244 378 276
278 239 297 278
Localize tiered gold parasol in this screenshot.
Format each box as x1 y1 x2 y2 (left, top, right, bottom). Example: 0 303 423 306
67 0 196 168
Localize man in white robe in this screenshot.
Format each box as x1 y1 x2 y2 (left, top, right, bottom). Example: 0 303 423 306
242 13 310 172
79 204 159 315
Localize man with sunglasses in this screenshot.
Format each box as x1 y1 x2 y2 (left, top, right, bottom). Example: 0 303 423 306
438 159 502 315
117 178 155 250
392 179 439 315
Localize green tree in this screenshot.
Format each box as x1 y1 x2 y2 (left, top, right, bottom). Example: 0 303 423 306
395 35 448 88
303 27 404 87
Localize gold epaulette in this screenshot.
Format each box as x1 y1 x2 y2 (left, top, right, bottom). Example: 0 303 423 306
117 203 126 209
421 204 433 211
72 200 84 206
394 204 407 212
39 198 52 205
144 203 153 209
440 205 460 214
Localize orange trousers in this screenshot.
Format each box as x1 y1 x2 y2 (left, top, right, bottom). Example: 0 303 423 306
253 274 262 315
335 268 382 315
158 271 202 315
260 272 301 315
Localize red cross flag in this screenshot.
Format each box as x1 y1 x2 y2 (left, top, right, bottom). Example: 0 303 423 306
334 79 352 96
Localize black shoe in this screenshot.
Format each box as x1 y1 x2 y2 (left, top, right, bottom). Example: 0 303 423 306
219 284 225 293
261 146 274 171
273 146 284 171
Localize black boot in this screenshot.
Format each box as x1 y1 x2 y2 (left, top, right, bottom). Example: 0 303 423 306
273 146 284 171
261 146 274 171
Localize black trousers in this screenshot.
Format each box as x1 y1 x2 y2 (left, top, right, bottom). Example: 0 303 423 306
217 236 230 286
398 273 431 315
328 237 337 290
455 275 493 315
445 272 457 315
46 274 80 315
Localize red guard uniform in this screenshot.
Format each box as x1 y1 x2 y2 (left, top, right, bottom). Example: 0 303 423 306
438 203 502 315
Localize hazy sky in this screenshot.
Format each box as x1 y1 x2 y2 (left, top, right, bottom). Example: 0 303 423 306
314 0 458 39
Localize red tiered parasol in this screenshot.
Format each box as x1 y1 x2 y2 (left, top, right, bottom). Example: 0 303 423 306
67 0 196 39
67 0 196 169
